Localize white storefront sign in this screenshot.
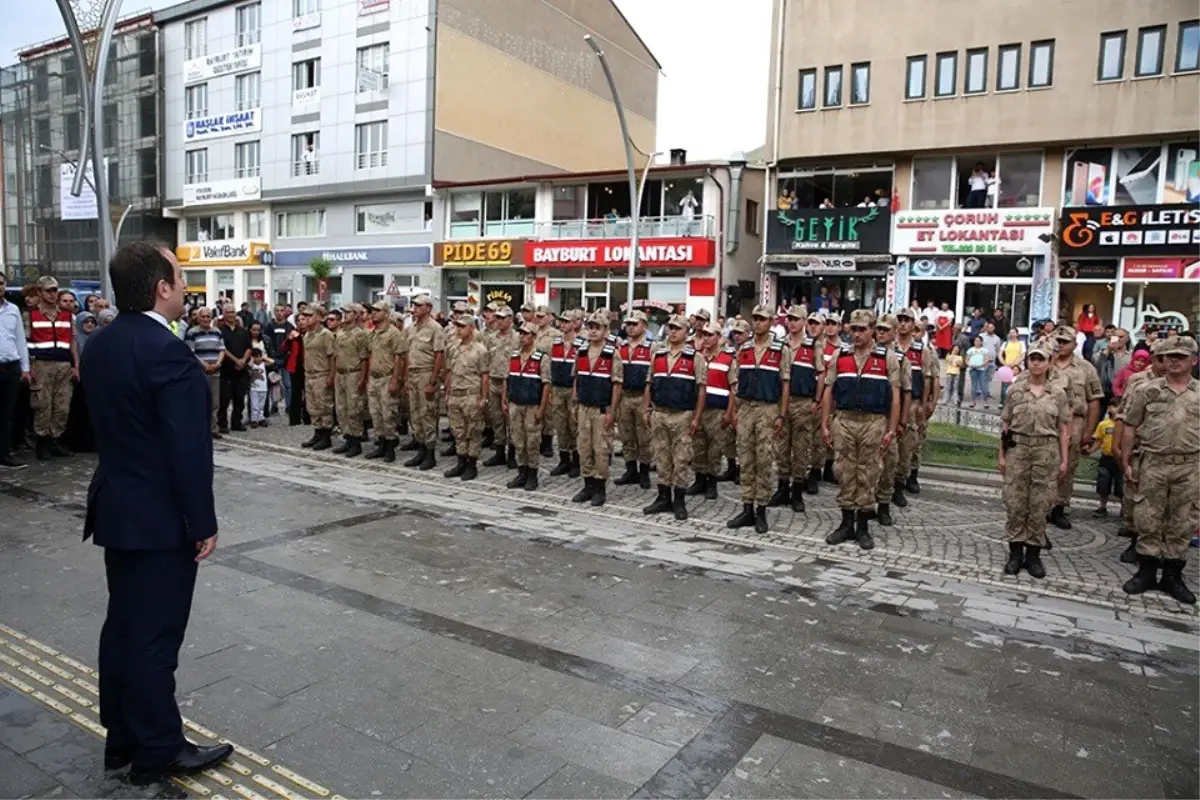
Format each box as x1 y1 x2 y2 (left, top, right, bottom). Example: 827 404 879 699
184 108 262 143
893 208 1056 257
183 177 262 208
58 158 108 221
184 44 262 84
292 86 320 108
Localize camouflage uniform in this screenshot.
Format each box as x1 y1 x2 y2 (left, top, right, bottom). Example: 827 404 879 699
1001 372 1070 547
736 333 793 506
367 321 405 440
615 329 654 467
303 325 336 429
649 345 707 488
508 345 551 468
1048 330 1104 512
876 337 911 505
404 310 446 448
487 317 520 453
1115 367 1156 533
446 332 489 459
334 322 370 438
575 339 623 481
694 342 738 477
894 325 939 487
779 321 824 486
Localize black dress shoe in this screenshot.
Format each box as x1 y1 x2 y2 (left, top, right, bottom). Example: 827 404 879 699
104 747 132 770
0 455 27 469
130 742 234 785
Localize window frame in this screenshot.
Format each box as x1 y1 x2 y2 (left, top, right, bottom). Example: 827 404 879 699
293 58 321 91
184 18 207 61
245 211 265 239
745 199 760 236
354 121 388 169
964 47 988 94
235 140 261 178
1097 31 1127 81
293 0 319 16
1134 25 1166 77
823 65 843 107
1028 39 1055 87
291 131 321 177
796 67 817 110
1176 20 1200 73
934 51 957 97
850 61 870 105
905 55 927 99
276 209 326 239
186 215 236 242
185 83 208 120
235 2 262 47
996 43 1021 91
184 148 208 185
356 43 390 92
235 72 261 111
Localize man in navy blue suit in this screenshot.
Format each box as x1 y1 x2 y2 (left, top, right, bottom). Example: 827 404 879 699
81 241 233 783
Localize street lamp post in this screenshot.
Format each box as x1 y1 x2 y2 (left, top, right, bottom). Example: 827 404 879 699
584 34 640 314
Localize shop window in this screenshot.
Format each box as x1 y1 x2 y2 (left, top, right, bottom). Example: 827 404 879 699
1177 20 1200 73
1098 31 1127 81
450 191 481 237
1111 146 1163 205
911 157 953 208
1163 141 1199 203
483 188 535 236
186 214 235 242
777 166 893 208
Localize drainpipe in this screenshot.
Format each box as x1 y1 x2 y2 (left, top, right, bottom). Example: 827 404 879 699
705 167 725 317
725 160 745 256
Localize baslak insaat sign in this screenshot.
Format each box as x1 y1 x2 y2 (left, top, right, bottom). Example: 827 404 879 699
766 206 892 255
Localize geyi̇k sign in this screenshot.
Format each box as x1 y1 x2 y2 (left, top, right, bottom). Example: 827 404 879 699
766 206 891 254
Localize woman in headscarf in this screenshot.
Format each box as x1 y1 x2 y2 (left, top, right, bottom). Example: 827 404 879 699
65 312 99 452
96 308 117 328
75 311 97 353
1111 349 1150 400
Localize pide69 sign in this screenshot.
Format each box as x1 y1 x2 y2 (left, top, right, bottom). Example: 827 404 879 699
524 237 715 268
435 238 526 267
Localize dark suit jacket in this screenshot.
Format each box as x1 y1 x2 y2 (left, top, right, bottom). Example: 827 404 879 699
81 312 217 550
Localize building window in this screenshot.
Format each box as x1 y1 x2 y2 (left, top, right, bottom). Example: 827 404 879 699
102 103 117 147
1029 39 1054 87
235 3 261 46
235 72 260 111
355 121 387 169
904 55 926 99
139 147 156 198
823 65 842 107
1134 25 1166 77
934 52 956 96
850 62 870 104
185 148 208 184
107 160 120 201
33 63 49 102
184 18 207 61
185 84 208 120
65 111 80 151
138 95 156 138
293 0 319 16
104 42 118 85
965 48 987 94
356 44 389 92
235 141 261 178
293 58 320 90
911 156 953 208
996 151 1043 208
996 44 1020 90
1177 20 1200 72
483 189 536 235
245 210 265 239
450 192 481 235
34 118 50 149
1094 31 1127 82
745 199 760 236
187 214 235 241
36 165 52 207
797 68 816 110
62 54 78 95
292 132 320 176
138 33 155 76
276 209 325 238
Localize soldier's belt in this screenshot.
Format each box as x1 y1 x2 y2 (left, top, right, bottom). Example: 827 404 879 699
306 370 329 377
450 389 478 397
370 371 392 378
1013 434 1057 445
336 367 360 374
1141 452 1198 465
409 366 434 373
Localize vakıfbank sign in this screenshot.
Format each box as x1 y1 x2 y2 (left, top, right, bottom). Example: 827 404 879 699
177 240 272 266
183 177 262 208
184 109 261 143
184 44 261 84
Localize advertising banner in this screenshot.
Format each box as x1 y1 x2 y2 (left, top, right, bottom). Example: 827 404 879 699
893 208 1055 256
1122 257 1200 279
1058 204 1200 257
58 158 108 221
182 177 262 207
524 237 715 268
184 108 262 144
184 44 261 84
766 206 891 255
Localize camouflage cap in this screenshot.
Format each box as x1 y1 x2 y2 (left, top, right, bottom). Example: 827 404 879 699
1053 325 1077 342
518 321 537 335
36 276 59 290
691 308 712 322
308 304 327 317
569 308 585 322
751 305 773 319
451 300 470 313
624 309 648 324
520 301 535 313
452 313 474 326
702 321 723 336
585 310 608 327
485 300 502 312
370 300 391 312
849 309 876 327
1026 343 1053 359
729 318 751 334
1155 335 1197 357
534 304 551 315
876 314 898 330
824 312 842 325
410 293 432 306
665 314 689 329
807 311 826 324
495 305 514 318
785 306 807 320
894 306 918 321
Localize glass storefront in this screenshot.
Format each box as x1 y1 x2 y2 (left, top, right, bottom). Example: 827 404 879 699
1118 281 1200 337
442 268 526 312
962 281 1031 329
776 274 885 314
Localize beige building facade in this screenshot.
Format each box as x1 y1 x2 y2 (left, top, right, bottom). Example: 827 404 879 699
763 0 1200 336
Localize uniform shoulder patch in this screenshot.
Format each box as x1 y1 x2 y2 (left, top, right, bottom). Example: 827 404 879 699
601 344 615 356
509 349 521 358
683 347 696 356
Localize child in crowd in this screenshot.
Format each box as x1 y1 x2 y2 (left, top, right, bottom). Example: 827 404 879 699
248 347 274 427
942 345 963 404
1089 406 1122 517
966 337 990 408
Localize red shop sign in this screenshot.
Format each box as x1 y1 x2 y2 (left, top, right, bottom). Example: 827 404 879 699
524 237 715 268
1122 257 1200 279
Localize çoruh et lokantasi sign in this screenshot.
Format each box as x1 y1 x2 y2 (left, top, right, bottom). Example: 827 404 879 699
892 208 1056 256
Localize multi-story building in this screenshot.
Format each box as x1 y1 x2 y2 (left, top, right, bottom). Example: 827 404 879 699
1 13 174 286
763 0 1200 334
431 154 765 324
154 0 659 310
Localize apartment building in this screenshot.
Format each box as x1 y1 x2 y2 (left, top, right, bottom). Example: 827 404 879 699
154 0 659 309
1 13 174 285
764 0 1200 335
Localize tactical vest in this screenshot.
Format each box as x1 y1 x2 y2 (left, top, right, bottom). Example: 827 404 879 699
705 348 735 410
619 340 653 392
507 351 544 406
650 348 699 411
902 341 925 400
790 336 819 398
833 345 891 415
736 339 784 402
28 308 73 362
549 336 579 388
575 345 616 408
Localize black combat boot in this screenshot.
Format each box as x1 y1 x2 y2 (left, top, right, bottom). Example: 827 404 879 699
480 427 495 449
483 447 506 467
506 466 529 489
876 503 893 527
790 482 805 513
1159 560 1197 605
705 474 718 501
1119 535 1138 564
34 436 50 460
540 434 554 458
685 473 707 496
404 446 426 468
312 429 334 451
343 436 362 458
364 438 387 460
806 468 821 495
1048 505 1072 530
399 437 421 452
444 456 467 478
301 429 321 448
1044 534 1053 551
643 485 672 515
382 439 397 464
568 451 581 479
418 447 436 471
855 511 875 550
905 468 921 494
672 487 688 521
524 467 539 491
591 479 606 507
826 510 854 545
441 440 457 457
332 435 351 454
751 505 766 533
718 459 739 482
397 420 409 436
768 479 791 508
506 445 518 469
549 451 572 476
614 460 639 486
638 462 652 490
460 457 478 482
572 478 595 504
1123 555 1159 595
1023 545 1046 579
891 481 909 508
726 503 755 529
823 459 837 484
48 438 72 457
1003 542 1025 575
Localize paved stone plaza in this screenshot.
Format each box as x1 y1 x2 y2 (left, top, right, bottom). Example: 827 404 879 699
1 425 1197 799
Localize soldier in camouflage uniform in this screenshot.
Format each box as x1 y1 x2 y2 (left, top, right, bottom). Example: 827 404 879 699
643 315 707 522
771 307 825 512
364 300 405 463
872 315 910 527
1119 336 1198 605
572 311 623 507
1046 325 1103 531
479 301 499 448
532 305 558 457
893 307 939 496
689 321 737 501
998 344 1071 579
1111 350 1166 562
483 306 520 469
717 319 751 482
444 313 490 481
299 305 336 451
547 309 584 477
403 294 446 471
331 304 371 458
504 321 551 490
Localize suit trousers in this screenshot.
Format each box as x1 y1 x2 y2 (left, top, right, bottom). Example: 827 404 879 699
218 368 248 429
99 546 198 770
0 361 21 457
205 373 219 433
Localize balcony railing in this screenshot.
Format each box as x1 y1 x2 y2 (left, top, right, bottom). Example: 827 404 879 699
449 219 537 238
292 158 320 177
537 214 715 240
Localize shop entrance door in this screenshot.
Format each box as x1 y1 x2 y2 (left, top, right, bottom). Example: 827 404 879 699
961 281 1031 331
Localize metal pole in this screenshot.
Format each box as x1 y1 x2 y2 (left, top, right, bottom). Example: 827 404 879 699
91 0 123 299
51 0 92 198
635 152 661 235
584 34 639 313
